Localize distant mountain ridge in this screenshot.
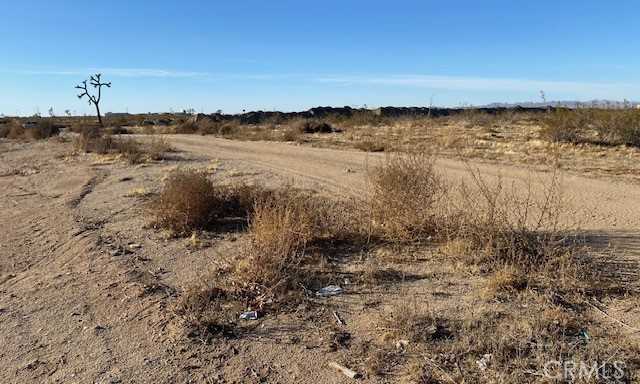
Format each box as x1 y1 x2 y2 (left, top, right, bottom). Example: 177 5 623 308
483 100 640 109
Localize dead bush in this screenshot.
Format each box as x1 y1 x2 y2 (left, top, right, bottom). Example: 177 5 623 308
1 121 25 139
25 119 60 139
368 153 448 242
149 169 265 235
174 120 198 134
116 138 145 164
0 119 59 140
73 129 171 164
590 108 640 147
73 127 111 153
282 126 302 142
541 109 588 143
149 170 220 234
542 108 640 147
289 119 335 134
146 137 173 160
234 191 319 294
450 167 573 271
354 139 387 152
174 281 243 339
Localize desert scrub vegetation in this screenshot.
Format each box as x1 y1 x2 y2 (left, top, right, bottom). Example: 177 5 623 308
0 119 60 140
366 152 614 297
542 108 640 147
166 154 638 382
73 128 173 164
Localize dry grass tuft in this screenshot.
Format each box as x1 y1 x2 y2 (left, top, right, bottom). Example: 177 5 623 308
378 300 448 344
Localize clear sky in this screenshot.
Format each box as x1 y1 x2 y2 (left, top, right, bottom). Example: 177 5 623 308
1 0 639 115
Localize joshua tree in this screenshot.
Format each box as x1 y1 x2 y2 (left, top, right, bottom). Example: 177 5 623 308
75 73 111 127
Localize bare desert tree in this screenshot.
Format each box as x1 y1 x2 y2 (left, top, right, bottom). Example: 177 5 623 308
75 74 111 127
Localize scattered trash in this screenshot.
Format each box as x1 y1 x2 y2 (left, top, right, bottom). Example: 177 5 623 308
316 285 343 297
329 361 361 379
333 311 345 326
476 353 492 371
128 243 142 249
580 329 590 342
239 311 259 320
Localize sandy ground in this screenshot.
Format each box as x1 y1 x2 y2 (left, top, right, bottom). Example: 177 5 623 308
0 136 638 383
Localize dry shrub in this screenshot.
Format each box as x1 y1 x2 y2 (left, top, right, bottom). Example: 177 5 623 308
368 153 448 242
282 126 302 142
354 139 387 152
215 120 242 136
150 170 221 234
174 120 198 134
541 109 589 143
288 119 335 134
234 191 332 294
174 118 242 137
384 291 637 383
1 121 25 139
174 280 243 339
590 108 640 147
451 167 574 272
25 119 60 139
149 169 264 235
542 108 640 147
73 127 112 153
146 137 173 160
116 139 145 164
0 119 59 140
74 128 171 164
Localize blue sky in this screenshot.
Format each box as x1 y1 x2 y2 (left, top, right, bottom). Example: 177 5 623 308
1 0 639 115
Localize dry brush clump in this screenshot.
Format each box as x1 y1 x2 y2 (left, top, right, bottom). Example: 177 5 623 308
367 153 602 295
148 169 264 235
367 153 449 243
73 128 173 164
542 108 640 147
0 119 60 140
231 190 362 299
174 279 246 339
